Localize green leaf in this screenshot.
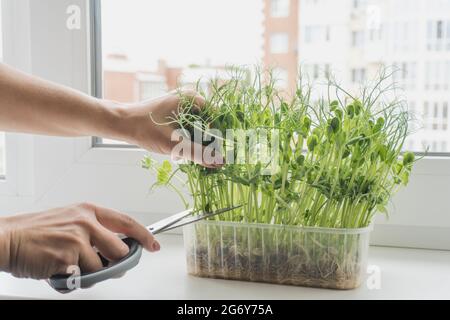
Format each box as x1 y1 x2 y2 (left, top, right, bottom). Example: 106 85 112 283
307 135 319 152
402 152 415 166
378 145 388 161
346 104 355 118
156 160 173 185
376 204 388 215
141 156 154 169
400 171 410 185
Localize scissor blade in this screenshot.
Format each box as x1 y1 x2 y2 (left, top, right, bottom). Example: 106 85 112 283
160 205 243 233
148 209 193 234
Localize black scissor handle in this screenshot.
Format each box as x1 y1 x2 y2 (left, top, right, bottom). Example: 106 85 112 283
48 238 143 292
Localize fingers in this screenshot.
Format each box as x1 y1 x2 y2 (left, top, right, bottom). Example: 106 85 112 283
178 91 224 167
177 90 206 113
90 223 130 261
78 245 103 273
92 205 160 252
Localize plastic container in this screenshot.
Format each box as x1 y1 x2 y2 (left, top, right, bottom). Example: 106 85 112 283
183 220 372 289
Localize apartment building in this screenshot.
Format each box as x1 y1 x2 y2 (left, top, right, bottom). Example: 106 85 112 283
263 0 299 93
266 0 450 153
103 54 232 103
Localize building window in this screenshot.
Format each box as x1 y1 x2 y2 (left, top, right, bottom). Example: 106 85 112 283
393 61 417 90
406 22 417 51
424 61 450 91
447 20 450 50
427 20 449 51
324 64 330 78
270 33 289 54
409 102 416 115
445 61 450 90
313 64 319 79
427 21 433 50
351 68 366 83
272 67 289 89
423 101 429 130
369 28 381 42
423 102 429 117
305 26 312 43
353 0 367 9
437 20 443 39
271 0 290 18
305 25 331 44
434 102 439 117
351 30 364 47
139 79 168 101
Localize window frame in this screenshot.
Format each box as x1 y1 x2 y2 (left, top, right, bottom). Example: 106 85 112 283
0 133 19 196
270 0 290 18
0 0 33 199
0 0 450 250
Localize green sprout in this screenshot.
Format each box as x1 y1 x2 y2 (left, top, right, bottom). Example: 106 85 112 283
142 158 189 209
142 67 417 229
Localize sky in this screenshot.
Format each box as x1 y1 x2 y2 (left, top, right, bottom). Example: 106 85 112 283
101 0 264 70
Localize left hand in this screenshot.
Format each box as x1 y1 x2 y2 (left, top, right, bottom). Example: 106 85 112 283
116 90 223 168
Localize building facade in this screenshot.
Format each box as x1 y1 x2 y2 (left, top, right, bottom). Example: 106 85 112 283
266 0 450 153
263 0 299 94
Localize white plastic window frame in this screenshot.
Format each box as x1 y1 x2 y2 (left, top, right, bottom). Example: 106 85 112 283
0 0 450 250
0 0 33 204
0 0 180 224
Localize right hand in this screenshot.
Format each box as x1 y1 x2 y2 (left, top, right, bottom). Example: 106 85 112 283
0 203 160 279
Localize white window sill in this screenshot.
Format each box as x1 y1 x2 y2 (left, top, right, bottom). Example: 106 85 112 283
0 234 449 300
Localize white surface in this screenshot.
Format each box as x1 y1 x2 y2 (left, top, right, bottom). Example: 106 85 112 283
0 234 449 300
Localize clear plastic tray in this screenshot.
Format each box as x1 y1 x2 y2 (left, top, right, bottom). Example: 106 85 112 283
183 220 372 289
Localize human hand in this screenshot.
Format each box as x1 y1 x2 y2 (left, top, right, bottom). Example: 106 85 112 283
114 90 223 168
0 203 159 279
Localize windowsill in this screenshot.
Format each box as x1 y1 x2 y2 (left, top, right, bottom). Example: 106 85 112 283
0 234 449 300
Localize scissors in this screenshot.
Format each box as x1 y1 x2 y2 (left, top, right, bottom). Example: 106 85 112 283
48 205 241 292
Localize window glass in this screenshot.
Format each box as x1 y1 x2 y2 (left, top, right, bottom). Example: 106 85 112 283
99 0 263 145
272 67 289 88
270 33 289 53
101 0 263 104
271 0 290 17
99 0 450 154
299 0 450 154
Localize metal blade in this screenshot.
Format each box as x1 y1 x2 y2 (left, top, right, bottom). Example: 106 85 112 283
148 209 193 234
159 205 243 233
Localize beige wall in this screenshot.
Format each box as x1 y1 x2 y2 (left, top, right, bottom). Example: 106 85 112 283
103 71 137 103
263 0 299 95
